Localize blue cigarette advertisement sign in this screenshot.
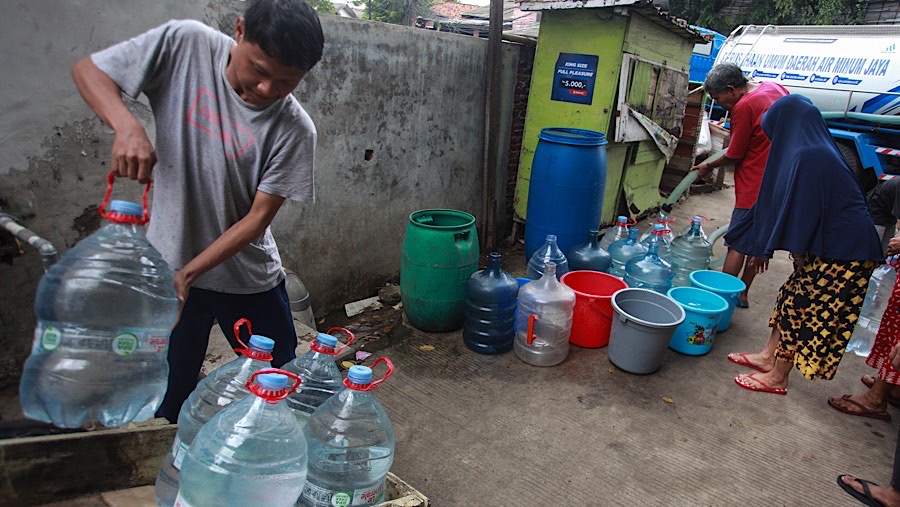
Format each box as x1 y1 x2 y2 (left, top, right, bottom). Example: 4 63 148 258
551 53 599 105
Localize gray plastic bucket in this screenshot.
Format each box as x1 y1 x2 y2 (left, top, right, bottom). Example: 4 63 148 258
608 288 686 374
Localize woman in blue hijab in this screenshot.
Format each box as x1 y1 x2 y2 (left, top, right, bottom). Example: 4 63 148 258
724 94 883 395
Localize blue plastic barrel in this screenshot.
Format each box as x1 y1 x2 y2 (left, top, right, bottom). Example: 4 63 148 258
524 128 608 261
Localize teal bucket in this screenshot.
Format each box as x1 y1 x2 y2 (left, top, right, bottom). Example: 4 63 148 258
666 287 729 356
689 270 746 332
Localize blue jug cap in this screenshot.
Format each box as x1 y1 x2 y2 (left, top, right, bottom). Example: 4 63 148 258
108 200 143 217
257 373 289 390
315 333 338 348
248 334 275 352
653 224 664 230
617 215 627 223
347 365 373 385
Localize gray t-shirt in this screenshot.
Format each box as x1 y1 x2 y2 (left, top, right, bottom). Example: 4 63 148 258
92 20 315 293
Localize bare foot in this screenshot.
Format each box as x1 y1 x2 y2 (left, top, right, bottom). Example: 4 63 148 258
840 475 900 507
727 351 775 373
736 371 787 390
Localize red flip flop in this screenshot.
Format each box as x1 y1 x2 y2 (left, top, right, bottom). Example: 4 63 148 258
727 353 770 373
734 373 787 395
828 394 892 422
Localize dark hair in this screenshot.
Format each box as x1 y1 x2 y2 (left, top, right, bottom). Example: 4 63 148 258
244 0 324 71
704 63 749 94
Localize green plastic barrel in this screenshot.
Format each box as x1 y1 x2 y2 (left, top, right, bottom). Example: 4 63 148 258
401 209 479 332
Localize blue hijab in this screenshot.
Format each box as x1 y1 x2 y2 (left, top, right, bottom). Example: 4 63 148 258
725 95 882 261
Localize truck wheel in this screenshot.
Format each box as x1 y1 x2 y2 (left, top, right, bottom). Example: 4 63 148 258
837 141 876 193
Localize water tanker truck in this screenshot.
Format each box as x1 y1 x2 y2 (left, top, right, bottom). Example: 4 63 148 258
714 24 900 190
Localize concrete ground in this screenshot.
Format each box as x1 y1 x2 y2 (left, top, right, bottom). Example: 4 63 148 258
373 178 898 505
23 173 898 506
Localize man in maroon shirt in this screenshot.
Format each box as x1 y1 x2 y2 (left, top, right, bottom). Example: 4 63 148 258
692 63 788 307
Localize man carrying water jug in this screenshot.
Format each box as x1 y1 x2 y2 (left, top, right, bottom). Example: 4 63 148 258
70 0 324 422
691 63 788 309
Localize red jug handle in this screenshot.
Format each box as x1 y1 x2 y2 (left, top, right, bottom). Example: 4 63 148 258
247 368 302 403
344 357 394 391
232 318 254 353
326 327 356 355
527 314 539 346
97 170 151 225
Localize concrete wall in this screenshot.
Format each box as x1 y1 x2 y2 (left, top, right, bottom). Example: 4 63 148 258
0 0 521 377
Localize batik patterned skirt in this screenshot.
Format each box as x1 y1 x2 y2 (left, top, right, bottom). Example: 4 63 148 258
770 254 877 380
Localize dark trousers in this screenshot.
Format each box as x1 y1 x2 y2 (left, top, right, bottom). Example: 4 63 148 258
155 280 298 422
894 425 900 490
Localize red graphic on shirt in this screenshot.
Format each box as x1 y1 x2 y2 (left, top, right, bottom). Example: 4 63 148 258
186 87 255 160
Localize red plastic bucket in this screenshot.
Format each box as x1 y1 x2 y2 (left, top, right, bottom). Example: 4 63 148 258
560 270 628 348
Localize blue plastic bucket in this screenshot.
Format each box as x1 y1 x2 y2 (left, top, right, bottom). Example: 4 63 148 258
666 287 729 356
524 128 608 260
689 270 746 332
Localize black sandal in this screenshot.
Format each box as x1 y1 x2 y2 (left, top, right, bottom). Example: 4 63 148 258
837 475 886 507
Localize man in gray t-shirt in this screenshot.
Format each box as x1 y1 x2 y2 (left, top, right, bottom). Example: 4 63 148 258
71 0 324 421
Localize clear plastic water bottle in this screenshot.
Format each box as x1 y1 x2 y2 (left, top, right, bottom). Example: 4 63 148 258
463 252 519 354
640 212 674 243
155 321 274 507
526 234 569 280
849 261 898 357
640 224 674 264
514 262 576 367
599 215 631 251
20 193 178 429
282 327 354 425
625 235 674 294
300 361 396 507
175 371 308 507
670 216 712 287
608 227 648 278
567 229 612 273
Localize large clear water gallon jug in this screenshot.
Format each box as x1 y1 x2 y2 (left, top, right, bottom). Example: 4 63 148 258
155 320 274 507
463 252 519 354
514 262 576 367
849 261 898 357
175 370 308 507
608 227 648 278
567 229 612 273
640 223 674 264
625 235 675 294
640 211 674 243
300 360 396 507
282 327 354 425
526 234 569 280
20 184 178 429
670 216 712 287
599 215 631 251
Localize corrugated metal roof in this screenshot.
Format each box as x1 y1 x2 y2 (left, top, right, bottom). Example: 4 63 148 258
516 0 705 43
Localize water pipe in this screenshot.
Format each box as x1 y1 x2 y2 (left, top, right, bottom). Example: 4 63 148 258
0 213 59 270
661 149 728 213
707 223 729 269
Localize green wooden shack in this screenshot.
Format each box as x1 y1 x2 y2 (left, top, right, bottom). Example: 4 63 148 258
513 0 706 225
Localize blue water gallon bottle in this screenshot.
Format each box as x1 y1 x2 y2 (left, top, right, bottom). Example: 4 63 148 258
524 128 608 260
514 262 577 367
608 227 648 278
625 235 675 294
156 321 274 507
526 234 569 279
567 229 612 273
19 178 178 429
282 327 355 423
640 224 674 264
670 216 712 287
599 215 631 251
175 371 308 507
463 252 519 354
300 361 396 507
